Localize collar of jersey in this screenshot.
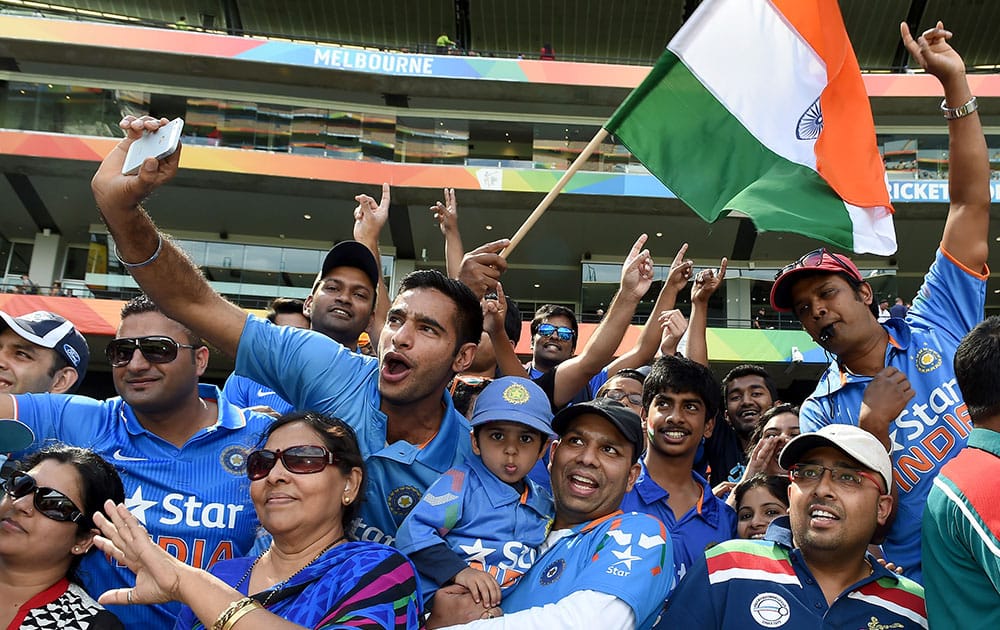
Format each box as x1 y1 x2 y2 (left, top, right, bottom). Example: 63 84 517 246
633 461 722 524
466 454 551 515
120 384 237 437
817 318 912 396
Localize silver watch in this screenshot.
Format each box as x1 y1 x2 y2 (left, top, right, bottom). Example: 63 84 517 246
941 96 978 120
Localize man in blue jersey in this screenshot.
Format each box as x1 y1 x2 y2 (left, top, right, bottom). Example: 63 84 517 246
222 296 309 416
621 354 736 589
0 295 271 628
427 398 672 629
90 119 489 547
659 424 926 629
767 23 989 581
223 185 390 415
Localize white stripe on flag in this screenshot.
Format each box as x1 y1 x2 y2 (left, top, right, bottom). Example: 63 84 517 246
668 0 825 172
847 592 928 628
846 201 896 256
708 567 801 586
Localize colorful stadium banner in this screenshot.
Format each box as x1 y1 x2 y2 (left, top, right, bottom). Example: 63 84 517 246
3 14 1000 95
605 0 896 255
3 129 1000 203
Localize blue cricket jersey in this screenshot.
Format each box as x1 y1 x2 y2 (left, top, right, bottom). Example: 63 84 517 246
620 461 737 588
11 384 271 629
222 372 294 416
800 248 987 581
395 455 553 600
502 510 672 630
235 315 473 545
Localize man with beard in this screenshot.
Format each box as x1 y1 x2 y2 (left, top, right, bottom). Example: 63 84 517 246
621 354 737 588
659 425 926 629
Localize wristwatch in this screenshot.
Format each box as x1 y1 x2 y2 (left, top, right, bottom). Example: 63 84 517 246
940 96 978 120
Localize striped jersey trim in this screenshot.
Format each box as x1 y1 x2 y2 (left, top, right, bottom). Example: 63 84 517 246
706 544 798 586
847 590 927 628
934 475 1000 558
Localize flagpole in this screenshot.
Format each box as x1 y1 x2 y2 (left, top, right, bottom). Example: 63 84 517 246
501 127 610 259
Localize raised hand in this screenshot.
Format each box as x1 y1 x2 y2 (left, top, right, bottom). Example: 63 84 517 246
900 21 966 84
658 309 688 356
93 500 185 606
665 243 694 293
353 183 390 246
620 234 655 299
458 239 509 299
430 188 459 236
691 258 728 305
482 282 507 338
92 116 182 213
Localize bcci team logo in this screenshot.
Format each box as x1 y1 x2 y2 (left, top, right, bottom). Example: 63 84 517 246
915 347 942 373
220 445 248 475
502 383 530 405
388 486 420 517
749 593 790 627
539 559 565 585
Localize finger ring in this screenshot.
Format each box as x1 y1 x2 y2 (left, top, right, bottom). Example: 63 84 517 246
127 589 134 604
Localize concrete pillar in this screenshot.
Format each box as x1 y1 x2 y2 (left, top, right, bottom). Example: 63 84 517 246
727 277 753 329
391 259 416 296
28 231 62 288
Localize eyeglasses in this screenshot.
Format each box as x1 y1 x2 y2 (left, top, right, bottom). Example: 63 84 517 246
788 464 884 493
775 248 861 283
601 389 643 406
449 375 492 397
536 323 575 341
3 472 83 523
246 445 340 481
106 336 198 368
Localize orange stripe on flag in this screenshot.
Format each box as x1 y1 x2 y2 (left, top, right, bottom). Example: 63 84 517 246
771 0 893 213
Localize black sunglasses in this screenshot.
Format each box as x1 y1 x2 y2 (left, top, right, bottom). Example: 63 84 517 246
3 472 84 524
537 323 575 341
106 336 198 368
775 248 861 283
246 445 340 481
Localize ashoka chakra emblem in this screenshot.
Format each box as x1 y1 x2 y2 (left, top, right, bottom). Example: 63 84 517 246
796 98 823 140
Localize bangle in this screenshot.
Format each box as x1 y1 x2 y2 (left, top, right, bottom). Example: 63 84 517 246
221 600 263 630
941 96 978 120
212 598 262 630
115 234 163 269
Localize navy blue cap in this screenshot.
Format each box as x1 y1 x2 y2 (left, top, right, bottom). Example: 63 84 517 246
470 377 554 438
318 241 380 291
552 398 644 460
0 310 89 388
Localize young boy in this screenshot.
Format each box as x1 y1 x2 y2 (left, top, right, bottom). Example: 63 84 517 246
396 376 554 608
620 354 737 590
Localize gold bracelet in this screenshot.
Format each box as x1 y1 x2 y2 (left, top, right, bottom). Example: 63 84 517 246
212 598 261 630
221 600 263 630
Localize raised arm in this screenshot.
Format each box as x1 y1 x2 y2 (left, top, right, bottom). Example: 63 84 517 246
686 258 727 367
605 243 692 374
902 22 991 272
431 188 466 279
551 235 654 407
353 183 392 346
483 283 528 378
91 116 246 356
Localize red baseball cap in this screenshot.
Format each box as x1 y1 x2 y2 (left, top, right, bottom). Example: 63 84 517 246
770 248 864 312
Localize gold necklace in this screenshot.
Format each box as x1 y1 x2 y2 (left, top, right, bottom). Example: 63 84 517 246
236 536 345 607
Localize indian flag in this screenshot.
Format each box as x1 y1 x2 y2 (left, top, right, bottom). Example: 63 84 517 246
605 0 896 255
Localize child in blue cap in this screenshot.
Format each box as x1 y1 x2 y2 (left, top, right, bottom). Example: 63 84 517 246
396 376 555 608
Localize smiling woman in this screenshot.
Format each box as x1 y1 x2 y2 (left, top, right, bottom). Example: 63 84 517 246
0 445 126 629
93 411 422 630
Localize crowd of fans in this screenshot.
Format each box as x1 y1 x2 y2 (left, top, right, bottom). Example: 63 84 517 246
0 21 994 630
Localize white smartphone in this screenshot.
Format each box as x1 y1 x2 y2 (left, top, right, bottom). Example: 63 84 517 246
121 117 184 175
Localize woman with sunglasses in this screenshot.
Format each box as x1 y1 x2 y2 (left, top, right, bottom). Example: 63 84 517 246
93 411 421 629
0 445 125 629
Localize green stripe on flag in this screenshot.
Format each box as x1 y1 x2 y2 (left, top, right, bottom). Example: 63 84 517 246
606 50 856 251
